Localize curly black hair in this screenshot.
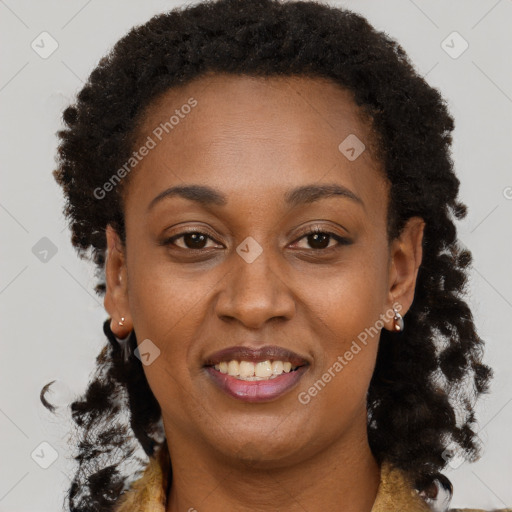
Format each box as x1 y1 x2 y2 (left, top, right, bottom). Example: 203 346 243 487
42 0 493 510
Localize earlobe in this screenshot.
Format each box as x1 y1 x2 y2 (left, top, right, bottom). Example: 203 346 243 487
384 216 425 331
104 224 133 337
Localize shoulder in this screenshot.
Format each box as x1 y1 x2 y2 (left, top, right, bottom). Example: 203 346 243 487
379 460 511 512
113 441 170 512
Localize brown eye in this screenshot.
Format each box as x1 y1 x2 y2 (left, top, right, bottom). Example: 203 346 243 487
162 231 219 250
306 232 331 250
180 232 209 249
292 228 352 251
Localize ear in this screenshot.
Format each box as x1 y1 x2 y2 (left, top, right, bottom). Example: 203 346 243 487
103 224 132 338
383 216 425 331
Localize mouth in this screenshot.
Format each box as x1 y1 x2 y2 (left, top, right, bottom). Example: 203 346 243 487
209 359 303 381
203 345 310 402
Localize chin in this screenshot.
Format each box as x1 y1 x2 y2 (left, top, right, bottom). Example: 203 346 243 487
205 424 314 468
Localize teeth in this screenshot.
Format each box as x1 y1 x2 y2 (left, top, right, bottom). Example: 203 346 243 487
227 360 239 376
239 361 254 378
271 361 284 375
213 359 299 380
255 361 272 378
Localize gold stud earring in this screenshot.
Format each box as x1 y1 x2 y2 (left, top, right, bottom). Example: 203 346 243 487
118 317 125 327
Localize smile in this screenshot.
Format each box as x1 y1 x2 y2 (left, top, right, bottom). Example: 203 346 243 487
205 362 309 402
212 359 299 380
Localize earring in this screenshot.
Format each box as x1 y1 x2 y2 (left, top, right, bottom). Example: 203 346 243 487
104 318 133 363
393 308 404 332
118 317 125 326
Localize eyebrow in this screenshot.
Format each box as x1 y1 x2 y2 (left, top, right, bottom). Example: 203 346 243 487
146 183 364 212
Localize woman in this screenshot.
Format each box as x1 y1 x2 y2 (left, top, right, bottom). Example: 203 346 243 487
41 0 508 510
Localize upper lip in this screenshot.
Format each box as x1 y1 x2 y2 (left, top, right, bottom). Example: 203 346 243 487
204 345 310 367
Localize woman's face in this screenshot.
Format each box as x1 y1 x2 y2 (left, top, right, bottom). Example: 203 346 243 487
105 72 424 467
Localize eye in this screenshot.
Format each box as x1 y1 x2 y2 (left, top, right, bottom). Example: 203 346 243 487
161 231 221 251
291 226 352 251
161 226 352 253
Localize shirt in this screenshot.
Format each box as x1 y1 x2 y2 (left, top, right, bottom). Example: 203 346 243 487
112 440 510 512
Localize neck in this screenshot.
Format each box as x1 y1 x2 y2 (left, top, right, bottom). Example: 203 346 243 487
164 420 380 512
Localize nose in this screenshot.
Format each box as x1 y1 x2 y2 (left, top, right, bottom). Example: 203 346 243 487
214 247 296 329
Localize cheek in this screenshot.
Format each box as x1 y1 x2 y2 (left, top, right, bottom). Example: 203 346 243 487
126 248 210 337
302 247 388 345
123 256 198 388
296 249 387 406
127 270 202 364
295 307 381 441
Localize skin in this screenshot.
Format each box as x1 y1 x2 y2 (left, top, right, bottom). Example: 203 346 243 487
104 72 425 512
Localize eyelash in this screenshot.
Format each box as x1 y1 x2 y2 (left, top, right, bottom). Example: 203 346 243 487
161 226 351 253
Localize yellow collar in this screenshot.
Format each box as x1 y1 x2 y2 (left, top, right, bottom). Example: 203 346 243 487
111 441 493 512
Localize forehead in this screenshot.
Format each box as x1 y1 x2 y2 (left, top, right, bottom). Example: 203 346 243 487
135 72 378 152
125 72 387 220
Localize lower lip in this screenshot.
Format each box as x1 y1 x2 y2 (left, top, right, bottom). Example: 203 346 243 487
205 365 309 403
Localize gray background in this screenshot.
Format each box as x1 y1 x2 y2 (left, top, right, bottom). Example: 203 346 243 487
1 0 511 510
